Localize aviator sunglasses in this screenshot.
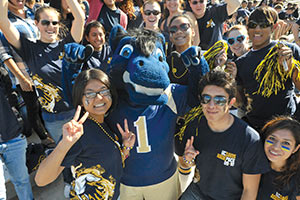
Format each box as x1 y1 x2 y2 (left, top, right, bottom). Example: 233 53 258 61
144 10 161 16
201 94 228 106
169 23 191 34
191 0 204 5
227 35 246 46
84 89 111 99
40 20 59 26
247 21 272 29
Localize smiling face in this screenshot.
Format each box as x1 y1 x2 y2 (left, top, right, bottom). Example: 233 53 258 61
142 2 161 30
264 129 300 170
8 0 25 11
82 79 112 122
247 21 273 50
85 26 105 51
189 0 207 18
165 0 181 13
201 85 234 124
169 16 194 52
36 10 60 43
227 29 249 57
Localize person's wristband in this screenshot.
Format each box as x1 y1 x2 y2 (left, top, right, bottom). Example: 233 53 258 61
183 155 195 165
178 166 192 175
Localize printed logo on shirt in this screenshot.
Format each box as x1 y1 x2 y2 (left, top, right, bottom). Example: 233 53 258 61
217 150 236 167
206 19 216 28
70 163 116 200
270 192 288 200
32 74 62 113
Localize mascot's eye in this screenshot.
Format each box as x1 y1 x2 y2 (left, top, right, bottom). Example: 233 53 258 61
156 48 164 62
119 44 133 59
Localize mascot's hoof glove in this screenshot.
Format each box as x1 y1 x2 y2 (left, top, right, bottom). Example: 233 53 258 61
64 43 94 63
181 46 201 67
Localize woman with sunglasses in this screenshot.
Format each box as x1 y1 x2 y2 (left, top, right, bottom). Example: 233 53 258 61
226 25 249 60
257 116 300 200
141 0 162 32
160 0 199 46
35 69 136 199
0 0 85 143
167 14 199 84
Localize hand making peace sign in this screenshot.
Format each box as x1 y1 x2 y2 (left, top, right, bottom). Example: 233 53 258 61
117 119 136 149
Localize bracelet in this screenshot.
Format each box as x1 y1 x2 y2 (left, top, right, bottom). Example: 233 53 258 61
178 166 192 175
183 155 195 165
123 145 133 151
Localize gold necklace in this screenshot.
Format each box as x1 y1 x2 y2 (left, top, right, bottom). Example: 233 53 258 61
88 116 125 167
171 56 188 79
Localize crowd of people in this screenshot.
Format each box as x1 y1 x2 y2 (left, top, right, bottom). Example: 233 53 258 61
0 0 300 199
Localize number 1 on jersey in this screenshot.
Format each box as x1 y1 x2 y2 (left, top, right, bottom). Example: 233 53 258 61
134 116 151 153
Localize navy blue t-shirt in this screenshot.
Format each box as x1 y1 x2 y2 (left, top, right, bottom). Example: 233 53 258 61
61 119 123 200
257 169 300 200
236 41 300 130
17 34 74 114
98 4 122 34
197 3 228 50
85 44 111 72
176 115 270 199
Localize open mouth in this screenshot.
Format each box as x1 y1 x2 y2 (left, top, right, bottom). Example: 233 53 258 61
94 103 105 108
123 71 165 96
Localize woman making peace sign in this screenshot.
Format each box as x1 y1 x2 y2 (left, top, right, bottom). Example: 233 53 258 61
35 69 136 200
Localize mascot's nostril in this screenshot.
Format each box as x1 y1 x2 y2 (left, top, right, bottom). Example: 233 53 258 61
139 60 144 66
159 56 163 62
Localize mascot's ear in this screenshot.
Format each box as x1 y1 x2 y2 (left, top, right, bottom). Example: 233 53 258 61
109 25 128 53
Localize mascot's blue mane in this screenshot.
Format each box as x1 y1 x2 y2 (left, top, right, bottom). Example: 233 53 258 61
107 25 170 105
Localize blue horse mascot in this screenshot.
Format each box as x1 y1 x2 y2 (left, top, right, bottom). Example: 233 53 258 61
62 25 209 200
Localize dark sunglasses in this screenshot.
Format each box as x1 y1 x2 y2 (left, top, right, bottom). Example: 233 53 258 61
227 35 246 45
144 10 161 16
247 21 271 29
201 94 228 106
169 23 191 34
40 20 59 26
191 0 204 5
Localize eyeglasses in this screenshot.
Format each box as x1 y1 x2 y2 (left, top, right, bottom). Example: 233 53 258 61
144 10 161 16
191 0 204 5
201 94 228 106
40 20 59 26
227 35 246 46
247 21 272 29
169 23 191 34
84 89 111 99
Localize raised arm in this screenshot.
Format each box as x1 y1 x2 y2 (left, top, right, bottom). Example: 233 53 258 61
225 0 242 16
67 0 86 43
35 106 89 186
0 0 21 49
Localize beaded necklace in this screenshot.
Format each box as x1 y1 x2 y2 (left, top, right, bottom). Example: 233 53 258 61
171 56 188 79
88 116 125 167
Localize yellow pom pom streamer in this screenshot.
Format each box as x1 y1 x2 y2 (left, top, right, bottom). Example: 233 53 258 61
253 42 300 98
175 105 203 141
203 40 229 70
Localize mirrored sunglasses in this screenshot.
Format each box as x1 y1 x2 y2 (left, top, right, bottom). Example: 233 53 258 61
247 21 271 29
144 10 161 16
201 94 228 106
169 23 191 34
40 20 59 26
191 0 204 5
227 35 246 45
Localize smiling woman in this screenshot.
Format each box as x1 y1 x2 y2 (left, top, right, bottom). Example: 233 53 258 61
0 0 85 143
257 116 300 200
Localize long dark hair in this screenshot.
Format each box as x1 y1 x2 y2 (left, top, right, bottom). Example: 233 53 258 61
261 116 300 190
72 69 118 114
